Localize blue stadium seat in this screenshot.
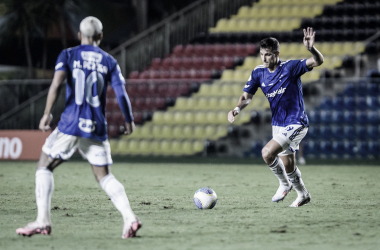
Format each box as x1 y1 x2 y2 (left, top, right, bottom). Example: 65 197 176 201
356 82 368 97
367 111 379 125
331 125 344 140
306 126 319 139
368 83 379 97
332 96 344 109
366 125 379 138
356 141 369 156
344 141 356 156
356 125 367 140
250 141 263 157
332 141 345 156
319 125 333 139
320 141 332 157
320 110 332 124
356 111 367 124
343 97 355 110
331 110 344 124
356 97 367 109
368 141 379 157
320 97 333 109
303 140 319 157
366 96 379 110
343 111 355 124
344 83 355 97
308 110 320 124
343 125 356 140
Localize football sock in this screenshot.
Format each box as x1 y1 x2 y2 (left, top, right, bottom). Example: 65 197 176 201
35 168 54 225
100 174 135 223
287 166 308 197
269 157 291 187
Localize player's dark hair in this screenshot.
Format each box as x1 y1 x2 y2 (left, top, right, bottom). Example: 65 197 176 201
260 37 280 53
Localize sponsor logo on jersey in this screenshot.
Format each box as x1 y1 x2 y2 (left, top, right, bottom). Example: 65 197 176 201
81 51 103 63
282 133 287 136
269 83 274 86
244 84 250 88
265 87 286 98
261 82 265 87
78 118 97 133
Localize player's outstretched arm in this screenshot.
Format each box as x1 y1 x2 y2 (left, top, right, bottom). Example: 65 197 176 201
304 27 324 69
39 70 67 131
228 92 253 123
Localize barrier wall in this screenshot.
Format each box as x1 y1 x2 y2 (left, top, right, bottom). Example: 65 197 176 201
0 130 49 160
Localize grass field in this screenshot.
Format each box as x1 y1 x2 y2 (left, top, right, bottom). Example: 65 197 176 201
0 161 379 250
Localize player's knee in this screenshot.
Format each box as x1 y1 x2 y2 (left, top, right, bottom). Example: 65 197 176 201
261 147 275 164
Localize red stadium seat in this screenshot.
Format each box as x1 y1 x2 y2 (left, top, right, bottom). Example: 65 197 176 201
107 125 119 138
213 57 224 69
182 58 193 69
180 70 191 79
155 98 166 109
162 57 173 69
223 57 235 69
178 83 190 96
157 84 168 96
204 44 215 57
126 84 138 96
150 58 162 70
172 57 182 69
192 57 203 70
106 86 115 98
246 44 257 55
133 112 144 124
173 45 184 56
169 70 181 79
194 44 205 57
184 45 194 57
159 70 170 79
129 71 139 79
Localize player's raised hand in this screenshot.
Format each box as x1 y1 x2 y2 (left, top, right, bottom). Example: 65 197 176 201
228 110 238 123
39 114 53 132
303 27 315 50
124 121 135 135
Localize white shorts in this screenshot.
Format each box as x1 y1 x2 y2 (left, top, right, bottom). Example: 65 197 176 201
272 125 308 156
42 128 113 166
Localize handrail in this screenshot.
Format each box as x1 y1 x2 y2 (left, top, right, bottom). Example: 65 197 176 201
109 0 208 55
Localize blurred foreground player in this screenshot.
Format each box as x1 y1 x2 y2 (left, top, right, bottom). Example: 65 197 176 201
16 16 141 238
228 27 324 207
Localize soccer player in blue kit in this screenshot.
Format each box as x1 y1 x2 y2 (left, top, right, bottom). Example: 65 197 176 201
228 27 324 207
16 17 141 238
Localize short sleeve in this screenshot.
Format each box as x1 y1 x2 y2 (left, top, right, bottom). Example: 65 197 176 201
243 69 260 95
55 50 69 72
110 62 126 88
289 59 312 77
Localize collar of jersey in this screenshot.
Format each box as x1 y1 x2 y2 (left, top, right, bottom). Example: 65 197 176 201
266 60 282 74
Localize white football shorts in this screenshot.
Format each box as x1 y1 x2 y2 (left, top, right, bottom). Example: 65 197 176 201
42 128 113 166
272 124 308 156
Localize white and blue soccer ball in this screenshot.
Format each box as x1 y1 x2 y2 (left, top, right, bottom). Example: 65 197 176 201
193 187 217 209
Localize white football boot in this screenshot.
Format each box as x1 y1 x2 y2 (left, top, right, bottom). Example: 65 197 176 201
272 184 293 202
289 193 311 207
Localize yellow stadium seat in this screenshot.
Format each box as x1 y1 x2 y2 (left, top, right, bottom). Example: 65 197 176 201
160 140 172 155
194 112 207 124
197 97 209 110
204 125 216 139
235 112 251 125
235 6 251 18
115 140 128 154
182 125 193 139
193 140 204 154
311 5 324 16
221 70 234 81
182 140 193 155
174 97 189 110
193 126 206 139
139 140 151 154
215 111 227 124
151 125 162 138
109 139 118 153
173 112 186 124
219 97 232 110
331 43 345 56
353 42 365 54
150 140 161 154
172 125 184 139
278 6 291 18
216 125 228 139
236 19 248 32
171 140 183 155
209 97 219 110
210 18 228 33
247 19 259 31
161 125 173 138
184 112 195 124
127 140 140 154
206 111 218 124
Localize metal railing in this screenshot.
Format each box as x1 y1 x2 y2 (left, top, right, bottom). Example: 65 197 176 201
110 0 254 77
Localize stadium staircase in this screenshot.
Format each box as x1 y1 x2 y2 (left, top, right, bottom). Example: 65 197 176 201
106 0 379 158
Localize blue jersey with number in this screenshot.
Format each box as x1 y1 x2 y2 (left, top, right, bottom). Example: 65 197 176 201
55 45 126 141
243 59 311 127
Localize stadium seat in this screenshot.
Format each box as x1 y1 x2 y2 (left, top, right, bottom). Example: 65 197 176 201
343 125 356 140
368 141 380 157
320 140 332 157
319 125 333 139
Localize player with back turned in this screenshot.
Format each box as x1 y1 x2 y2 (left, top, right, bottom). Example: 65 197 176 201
16 16 142 238
228 27 324 207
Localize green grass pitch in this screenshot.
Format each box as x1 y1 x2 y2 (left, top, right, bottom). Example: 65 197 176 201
0 161 379 250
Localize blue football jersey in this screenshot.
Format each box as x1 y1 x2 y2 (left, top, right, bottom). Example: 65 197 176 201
55 44 126 141
243 59 311 127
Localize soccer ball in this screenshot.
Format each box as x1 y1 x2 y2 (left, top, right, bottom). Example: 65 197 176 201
193 187 217 209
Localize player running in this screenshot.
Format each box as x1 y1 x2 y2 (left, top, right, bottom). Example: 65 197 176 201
228 27 324 207
16 16 141 238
